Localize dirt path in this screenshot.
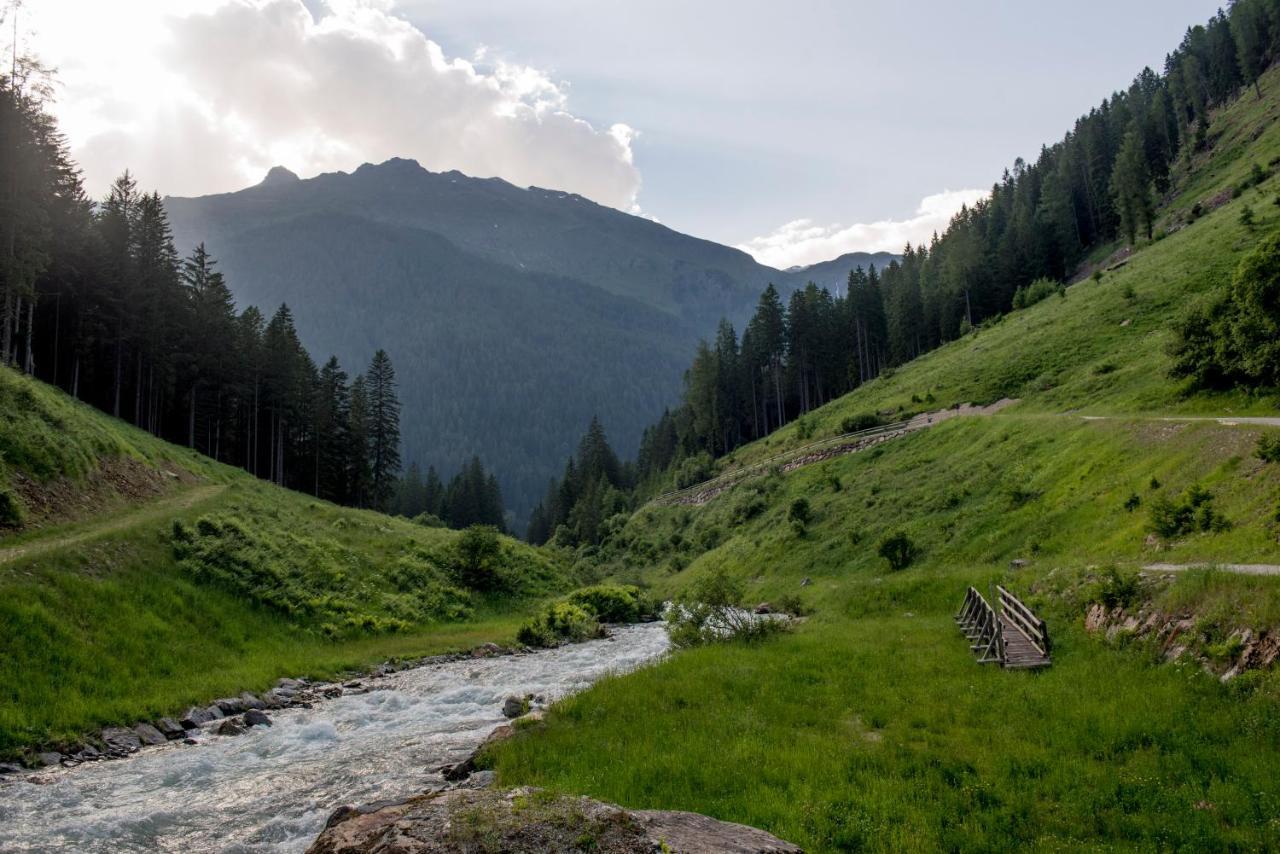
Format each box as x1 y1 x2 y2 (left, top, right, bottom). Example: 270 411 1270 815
0 483 227 566
1082 415 1280 427
1144 562 1280 577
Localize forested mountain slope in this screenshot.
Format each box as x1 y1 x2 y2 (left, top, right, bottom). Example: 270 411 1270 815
165 161 897 524
484 36 1280 854
0 365 575 756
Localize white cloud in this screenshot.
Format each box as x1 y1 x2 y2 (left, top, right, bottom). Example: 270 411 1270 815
737 189 989 269
28 0 641 208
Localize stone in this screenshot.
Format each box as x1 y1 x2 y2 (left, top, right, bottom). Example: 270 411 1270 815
305 787 802 854
753 602 773 615
260 689 289 709
0 762 23 774
501 695 526 718
276 677 305 691
36 752 63 767
183 738 198 746
343 681 363 689
1010 558 1030 569
155 717 186 740
244 709 273 728
800 577 812 587
180 706 220 729
322 686 344 699
101 726 143 753
216 719 246 737
215 697 247 715
72 744 101 761
239 692 267 711
133 723 168 746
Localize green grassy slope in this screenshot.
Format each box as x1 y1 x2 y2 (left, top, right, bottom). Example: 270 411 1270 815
716 67 1280 474
0 367 572 756
487 71 1280 851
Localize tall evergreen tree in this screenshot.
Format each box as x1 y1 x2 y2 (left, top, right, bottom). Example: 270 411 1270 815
365 349 401 510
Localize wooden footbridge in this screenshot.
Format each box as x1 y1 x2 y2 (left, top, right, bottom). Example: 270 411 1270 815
954 585 1051 669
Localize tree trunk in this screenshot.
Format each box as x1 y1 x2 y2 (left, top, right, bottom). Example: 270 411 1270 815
113 338 123 418
71 356 79 399
23 297 34 374
188 386 196 448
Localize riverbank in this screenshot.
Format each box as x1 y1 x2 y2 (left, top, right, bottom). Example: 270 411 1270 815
0 623 669 852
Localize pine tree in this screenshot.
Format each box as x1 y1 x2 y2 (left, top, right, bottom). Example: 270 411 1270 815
315 356 351 503
347 374 372 507
1111 127 1155 245
365 349 401 510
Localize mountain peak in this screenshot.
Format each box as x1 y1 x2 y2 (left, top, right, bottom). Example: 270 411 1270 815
260 166 299 186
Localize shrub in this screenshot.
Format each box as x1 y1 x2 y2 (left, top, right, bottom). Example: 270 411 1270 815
775 593 813 617
1012 277 1063 310
665 567 790 648
788 497 812 532
794 416 815 440
517 602 602 648
452 525 507 591
840 413 883 434
1149 485 1229 538
1257 432 1280 463
1190 202 1204 221
567 584 656 623
877 531 917 571
412 512 446 528
0 488 23 528
1123 493 1141 512
674 453 714 489
1240 205 1256 228
1097 567 1141 610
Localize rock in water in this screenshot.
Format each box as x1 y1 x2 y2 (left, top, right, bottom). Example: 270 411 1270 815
101 727 143 753
244 709 272 728
133 723 168 746
180 706 222 728
501 695 526 718
306 787 803 854
216 719 246 737
155 717 186 740
36 752 63 767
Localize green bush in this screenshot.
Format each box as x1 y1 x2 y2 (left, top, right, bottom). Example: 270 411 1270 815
795 416 815 440
517 602 601 648
0 488 25 528
1148 485 1229 538
452 525 507 591
674 453 714 489
567 584 657 623
1256 432 1280 463
1012 277 1063 310
788 497 812 532
877 531 917 571
665 567 790 649
413 512 446 528
840 413 884 434
1097 567 1141 610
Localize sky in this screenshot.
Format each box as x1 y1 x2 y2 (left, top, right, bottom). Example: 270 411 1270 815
23 0 1222 269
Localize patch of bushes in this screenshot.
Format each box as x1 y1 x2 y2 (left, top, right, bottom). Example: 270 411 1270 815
0 488 23 528
412 512 446 528
794 415 815 440
452 525 509 592
1012 277 1064 310
567 584 657 623
1097 567 1141 610
665 568 791 649
1256 432 1280 463
1148 485 1230 539
877 531 918 571
1123 493 1141 512
788 497 812 533
517 602 602 648
674 453 714 489
840 413 884 434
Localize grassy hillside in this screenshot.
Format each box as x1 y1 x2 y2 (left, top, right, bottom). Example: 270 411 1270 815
716 67 1280 475
0 367 575 756
484 70 1280 851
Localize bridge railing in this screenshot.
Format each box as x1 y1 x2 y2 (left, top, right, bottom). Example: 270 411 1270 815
954 586 1004 664
997 585 1050 658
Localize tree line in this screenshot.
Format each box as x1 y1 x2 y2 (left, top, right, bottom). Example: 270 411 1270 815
530 1 1280 543
391 456 508 531
0 60 405 510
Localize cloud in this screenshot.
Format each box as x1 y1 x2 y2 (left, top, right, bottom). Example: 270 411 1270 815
737 189 989 269
29 0 641 208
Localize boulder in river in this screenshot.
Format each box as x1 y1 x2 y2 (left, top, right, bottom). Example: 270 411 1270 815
244 709 272 728
180 706 221 728
240 692 267 711
155 718 186 740
216 719 246 737
133 723 168 746
306 787 803 853
215 697 247 715
101 727 143 753
501 695 526 718
36 752 63 767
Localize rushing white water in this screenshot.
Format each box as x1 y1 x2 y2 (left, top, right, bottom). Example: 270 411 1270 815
0 624 669 853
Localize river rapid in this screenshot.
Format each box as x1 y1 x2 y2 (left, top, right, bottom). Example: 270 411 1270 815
0 623 669 853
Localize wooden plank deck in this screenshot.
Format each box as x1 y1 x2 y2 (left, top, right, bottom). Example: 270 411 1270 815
999 614 1051 669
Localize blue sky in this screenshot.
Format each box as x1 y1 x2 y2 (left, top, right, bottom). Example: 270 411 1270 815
33 0 1223 267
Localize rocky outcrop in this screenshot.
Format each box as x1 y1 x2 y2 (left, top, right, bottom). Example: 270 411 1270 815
1084 602 1280 680
307 787 803 854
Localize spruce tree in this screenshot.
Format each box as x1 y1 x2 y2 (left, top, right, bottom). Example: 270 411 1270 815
364 349 401 510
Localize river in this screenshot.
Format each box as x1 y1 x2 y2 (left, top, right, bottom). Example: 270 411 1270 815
0 623 669 853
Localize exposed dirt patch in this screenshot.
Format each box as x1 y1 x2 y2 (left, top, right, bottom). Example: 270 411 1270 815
5 457 198 534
